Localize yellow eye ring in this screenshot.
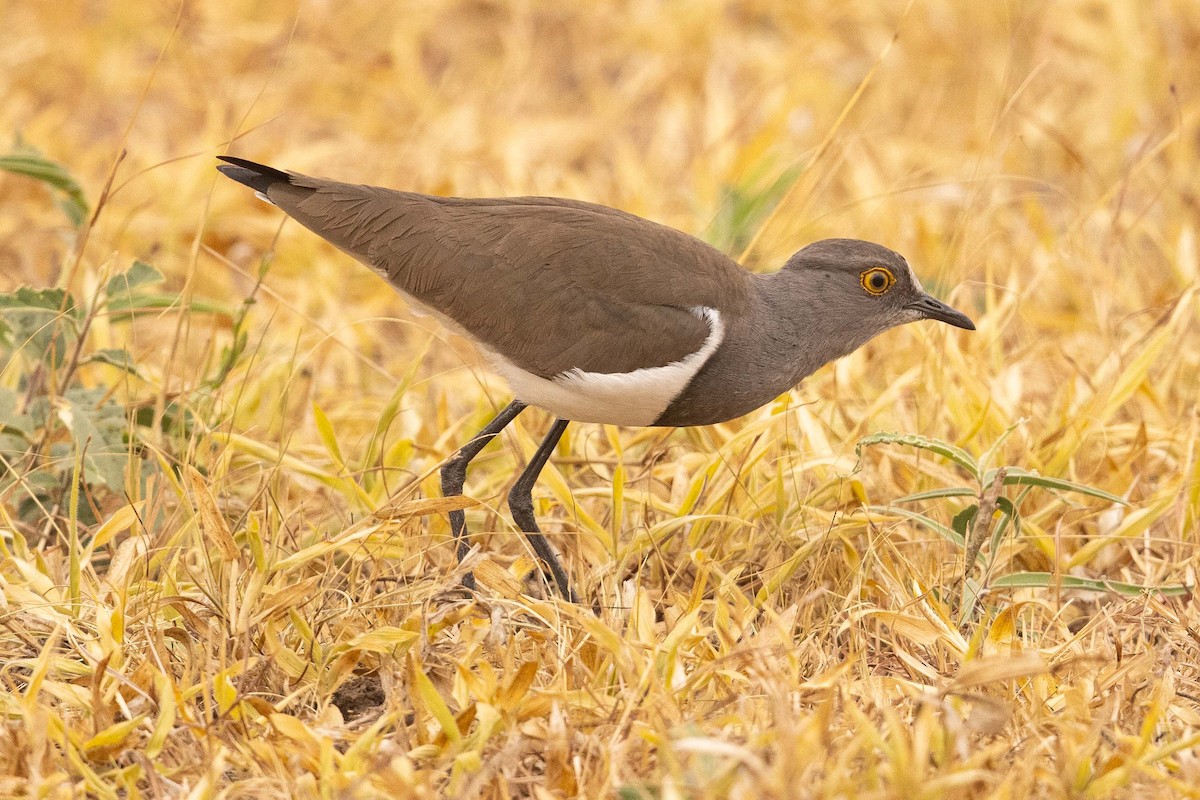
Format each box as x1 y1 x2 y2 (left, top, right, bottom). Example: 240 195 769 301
860 267 895 296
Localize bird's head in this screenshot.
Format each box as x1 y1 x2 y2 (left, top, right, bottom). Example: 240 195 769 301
782 239 975 344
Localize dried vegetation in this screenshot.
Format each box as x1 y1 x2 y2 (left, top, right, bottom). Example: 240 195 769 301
1 1 1199 797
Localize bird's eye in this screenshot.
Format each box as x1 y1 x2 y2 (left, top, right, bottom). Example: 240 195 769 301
860 267 895 296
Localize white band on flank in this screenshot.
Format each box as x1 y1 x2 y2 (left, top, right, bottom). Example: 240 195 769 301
493 307 725 426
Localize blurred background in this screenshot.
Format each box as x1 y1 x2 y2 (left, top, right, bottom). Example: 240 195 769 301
2 1 1199 797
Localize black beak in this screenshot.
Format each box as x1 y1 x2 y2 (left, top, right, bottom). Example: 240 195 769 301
906 294 976 331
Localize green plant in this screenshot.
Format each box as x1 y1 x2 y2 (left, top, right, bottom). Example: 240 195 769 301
704 160 802 256
0 152 242 537
0 265 159 529
855 428 1190 623
0 146 90 228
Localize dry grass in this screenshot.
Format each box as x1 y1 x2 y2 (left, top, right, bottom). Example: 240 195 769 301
2 1 1199 797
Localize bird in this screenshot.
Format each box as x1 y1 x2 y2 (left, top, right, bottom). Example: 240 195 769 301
216 156 975 602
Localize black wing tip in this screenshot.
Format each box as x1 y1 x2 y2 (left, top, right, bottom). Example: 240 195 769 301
216 156 293 194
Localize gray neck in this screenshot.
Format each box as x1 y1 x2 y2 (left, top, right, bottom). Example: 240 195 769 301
654 270 871 427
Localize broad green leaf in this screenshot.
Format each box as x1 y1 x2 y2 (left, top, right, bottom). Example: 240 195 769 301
105 260 163 299
0 287 78 317
0 287 80 367
993 496 1018 517
56 387 130 490
0 151 89 227
952 505 979 540
134 401 198 437
0 387 20 431
856 431 980 480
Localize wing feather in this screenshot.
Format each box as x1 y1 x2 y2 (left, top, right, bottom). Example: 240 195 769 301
274 176 752 377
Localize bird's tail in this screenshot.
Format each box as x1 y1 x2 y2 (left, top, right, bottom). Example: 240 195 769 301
216 156 294 202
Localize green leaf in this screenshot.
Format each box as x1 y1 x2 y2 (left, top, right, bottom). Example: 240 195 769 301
0 430 30 476
107 293 235 320
106 260 164 299
56 387 130 491
856 431 980 481
134 401 197 437
0 151 89 227
994 496 1018 518
893 487 977 504
705 162 803 254
0 287 80 367
0 387 33 439
989 572 1191 597
984 467 1128 506
0 388 33 463
0 286 79 319
990 496 1020 551
952 504 979 540
617 786 660 800
0 387 16 426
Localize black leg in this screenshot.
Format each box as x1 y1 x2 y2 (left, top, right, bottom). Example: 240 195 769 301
441 400 527 589
507 418 578 602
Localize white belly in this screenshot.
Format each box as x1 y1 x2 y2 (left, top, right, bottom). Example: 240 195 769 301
488 307 725 426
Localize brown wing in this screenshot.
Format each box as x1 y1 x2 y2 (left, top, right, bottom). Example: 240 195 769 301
268 174 752 377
